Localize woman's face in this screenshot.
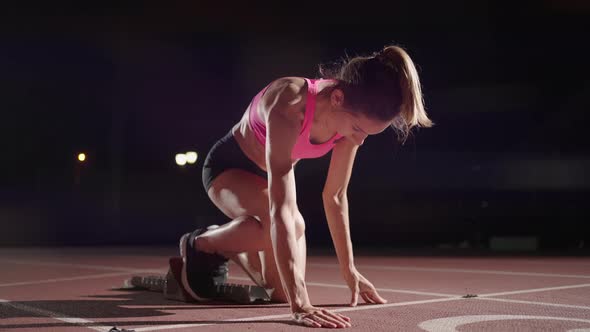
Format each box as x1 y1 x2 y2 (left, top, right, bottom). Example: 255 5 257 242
330 89 391 146
337 111 390 146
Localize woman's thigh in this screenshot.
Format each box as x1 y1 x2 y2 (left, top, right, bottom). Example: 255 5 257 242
207 168 299 302
207 168 270 234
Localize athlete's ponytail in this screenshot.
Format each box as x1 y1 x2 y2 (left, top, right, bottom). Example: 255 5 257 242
319 44 433 143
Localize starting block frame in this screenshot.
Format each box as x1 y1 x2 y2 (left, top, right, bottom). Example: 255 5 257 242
121 257 273 304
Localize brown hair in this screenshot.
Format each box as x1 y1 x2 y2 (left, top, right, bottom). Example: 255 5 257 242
318 44 433 143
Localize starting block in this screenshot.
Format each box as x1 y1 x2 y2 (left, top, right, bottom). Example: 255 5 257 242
121 257 272 304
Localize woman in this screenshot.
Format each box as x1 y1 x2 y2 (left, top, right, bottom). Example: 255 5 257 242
181 44 433 328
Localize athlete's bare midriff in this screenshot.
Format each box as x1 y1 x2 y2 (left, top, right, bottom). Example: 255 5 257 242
231 106 271 172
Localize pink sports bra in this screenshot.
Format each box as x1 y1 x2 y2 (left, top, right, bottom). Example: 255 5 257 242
247 78 343 160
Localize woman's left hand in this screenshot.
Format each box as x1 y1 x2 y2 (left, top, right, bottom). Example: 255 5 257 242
343 268 388 306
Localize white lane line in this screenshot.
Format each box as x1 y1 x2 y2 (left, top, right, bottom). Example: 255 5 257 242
419 315 590 332
229 276 460 297
308 263 590 279
0 258 165 273
0 298 110 332
5 259 589 296
134 323 211 331
0 271 141 287
479 283 590 297
497 260 590 267
477 297 590 310
0 258 167 288
232 278 590 300
5 258 589 280
308 281 458 298
132 297 464 332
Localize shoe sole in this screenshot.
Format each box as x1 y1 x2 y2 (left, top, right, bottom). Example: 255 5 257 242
179 232 212 302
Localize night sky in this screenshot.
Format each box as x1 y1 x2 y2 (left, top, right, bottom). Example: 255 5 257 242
1 2 589 250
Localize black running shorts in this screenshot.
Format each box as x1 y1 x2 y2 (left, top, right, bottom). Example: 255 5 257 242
202 130 268 192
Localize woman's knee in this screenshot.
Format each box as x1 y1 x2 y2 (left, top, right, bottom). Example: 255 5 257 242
197 215 268 253
194 234 213 253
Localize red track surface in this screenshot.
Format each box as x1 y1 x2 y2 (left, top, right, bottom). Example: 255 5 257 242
1 247 589 331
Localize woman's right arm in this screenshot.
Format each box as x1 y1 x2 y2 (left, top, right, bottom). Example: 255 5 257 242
264 78 351 328
263 79 310 311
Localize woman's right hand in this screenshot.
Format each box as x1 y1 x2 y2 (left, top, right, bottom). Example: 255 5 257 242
292 305 352 328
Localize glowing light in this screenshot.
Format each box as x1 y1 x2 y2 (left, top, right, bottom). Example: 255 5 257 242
186 151 198 164
175 153 187 166
77 153 86 162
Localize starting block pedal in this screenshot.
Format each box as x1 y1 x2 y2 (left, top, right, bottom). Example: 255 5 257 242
124 275 165 292
109 327 135 332
215 282 273 304
121 256 272 304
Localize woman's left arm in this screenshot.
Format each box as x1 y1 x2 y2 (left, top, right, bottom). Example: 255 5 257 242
322 139 387 306
322 138 358 274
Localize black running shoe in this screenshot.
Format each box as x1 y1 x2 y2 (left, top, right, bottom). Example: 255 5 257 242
179 228 229 301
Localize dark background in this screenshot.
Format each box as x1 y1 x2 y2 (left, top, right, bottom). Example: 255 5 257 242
1 2 588 252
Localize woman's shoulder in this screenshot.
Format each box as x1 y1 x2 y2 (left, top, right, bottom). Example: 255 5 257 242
263 76 308 104
260 76 309 122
